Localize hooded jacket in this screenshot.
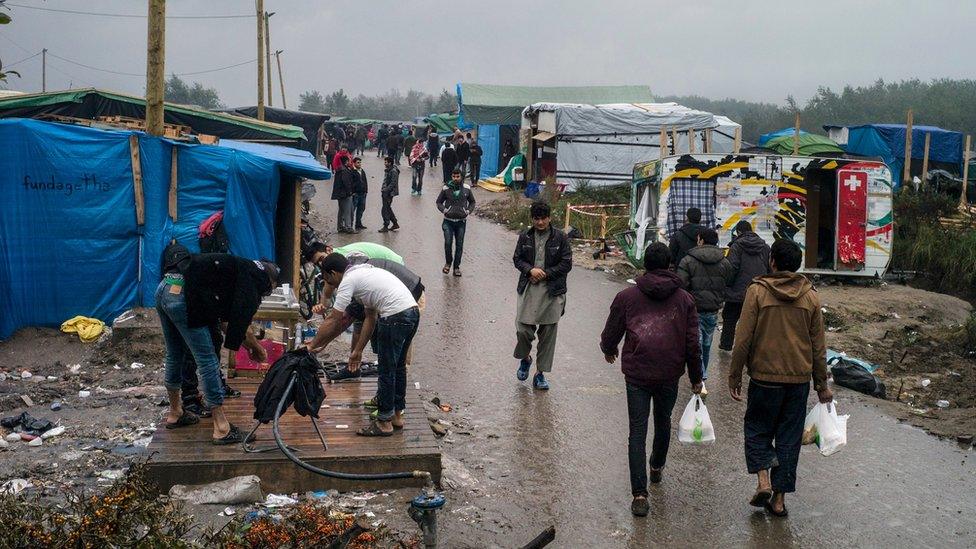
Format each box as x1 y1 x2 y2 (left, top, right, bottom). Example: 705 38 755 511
441 145 457 168
184 254 273 351
726 231 771 302
668 222 701 267
436 182 476 220
728 272 828 390
600 270 703 386
676 245 734 312
330 167 356 200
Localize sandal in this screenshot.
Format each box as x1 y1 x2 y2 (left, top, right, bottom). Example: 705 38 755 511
764 495 789 518
212 424 256 445
453 268 462 277
442 265 450 274
164 411 199 429
363 397 378 408
750 489 773 508
357 421 394 437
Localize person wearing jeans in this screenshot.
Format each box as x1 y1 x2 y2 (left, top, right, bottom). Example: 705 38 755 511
305 253 419 436
379 157 400 232
729 238 832 518
721 221 771 351
435 170 476 276
676 227 733 393
408 141 429 196
601 242 702 517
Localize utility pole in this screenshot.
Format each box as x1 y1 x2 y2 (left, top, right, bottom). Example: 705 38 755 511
145 0 166 136
275 50 286 109
265 11 274 107
41 48 47 92
256 0 265 120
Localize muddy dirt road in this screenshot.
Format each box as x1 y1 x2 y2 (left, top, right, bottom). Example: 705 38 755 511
311 155 974 548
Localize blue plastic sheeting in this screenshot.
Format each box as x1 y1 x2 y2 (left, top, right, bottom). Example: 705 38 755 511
832 124 963 187
0 118 331 339
758 127 809 147
826 349 878 373
478 124 500 179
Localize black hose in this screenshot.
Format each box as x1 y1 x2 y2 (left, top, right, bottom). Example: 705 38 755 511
272 372 430 482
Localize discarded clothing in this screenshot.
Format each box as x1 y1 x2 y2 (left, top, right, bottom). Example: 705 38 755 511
60 315 104 342
253 349 325 423
322 361 378 381
1 412 54 433
829 356 886 399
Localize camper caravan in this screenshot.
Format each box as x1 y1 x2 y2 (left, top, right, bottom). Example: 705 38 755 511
629 153 893 277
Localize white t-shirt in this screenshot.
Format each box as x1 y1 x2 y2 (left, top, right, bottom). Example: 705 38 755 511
333 264 417 318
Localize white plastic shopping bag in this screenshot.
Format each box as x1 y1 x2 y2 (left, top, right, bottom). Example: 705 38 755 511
802 402 848 456
677 395 715 444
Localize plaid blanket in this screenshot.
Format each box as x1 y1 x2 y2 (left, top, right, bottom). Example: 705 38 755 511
666 179 715 238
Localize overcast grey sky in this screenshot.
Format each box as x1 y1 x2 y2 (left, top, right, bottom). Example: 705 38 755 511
3 0 975 108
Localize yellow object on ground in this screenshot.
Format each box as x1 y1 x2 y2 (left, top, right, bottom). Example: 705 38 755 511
60 316 105 343
478 178 508 193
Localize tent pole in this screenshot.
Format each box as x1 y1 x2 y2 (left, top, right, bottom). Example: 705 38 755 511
256 0 265 120
659 127 666 159
921 133 931 184
689 129 696 153
793 112 800 155
903 109 913 185
961 135 972 208
733 127 741 153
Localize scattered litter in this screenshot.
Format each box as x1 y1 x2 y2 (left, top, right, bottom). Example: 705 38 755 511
19 433 37 442
130 362 145 369
78 390 91 398
936 400 950 408
0 438 7 449
264 493 299 508
46 375 57 381
68 364 81 374
97 469 125 480
428 419 448 437
41 425 65 439
220 506 236 517
335 424 348 429
5 433 20 442
364 511 375 518
919 379 931 388
20 395 34 407
27 437 43 447
829 354 886 398
414 382 421 389
170 475 264 505
1 479 30 495
2 411 54 432
50 401 62 411
20 371 32 379
113 365 121 370
0 373 6 381
890 312 901 319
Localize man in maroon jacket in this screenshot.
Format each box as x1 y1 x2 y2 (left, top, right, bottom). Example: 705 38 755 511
600 242 703 517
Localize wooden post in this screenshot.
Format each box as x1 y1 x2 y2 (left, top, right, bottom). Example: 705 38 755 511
733 126 742 153
961 134 972 208
705 128 713 153
564 202 571 231
41 48 47 92
921 132 931 183
292 179 301 291
671 128 679 154
275 50 286 109
256 0 265 120
168 147 178 221
264 12 273 107
903 109 913 184
659 127 666 159
689 129 696 153
599 213 608 259
145 0 166 136
129 135 145 226
793 112 801 155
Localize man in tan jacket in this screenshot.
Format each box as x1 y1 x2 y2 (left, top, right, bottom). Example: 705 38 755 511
728 238 832 518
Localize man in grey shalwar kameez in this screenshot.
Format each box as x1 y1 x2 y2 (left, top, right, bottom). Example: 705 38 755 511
513 202 573 390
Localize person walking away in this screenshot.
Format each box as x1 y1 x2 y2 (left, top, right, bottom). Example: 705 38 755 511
600 242 702 516
352 157 368 230
331 157 357 233
456 134 471 178
395 129 406 165
404 130 417 162
305 254 419 436
355 125 367 156
676 227 732 394
728 238 831 518
440 142 457 184
409 140 429 196
720 221 771 351
379 157 401 232
669 208 702 268
377 125 389 158
427 129 440 167
386 131 400 166
156 253 278 444
436 170 475 276
501 139 516 170
512 201 573 390
469 138 483 184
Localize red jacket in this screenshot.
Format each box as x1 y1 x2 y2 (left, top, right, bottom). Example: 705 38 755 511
600 270 703 386
331 150 351 172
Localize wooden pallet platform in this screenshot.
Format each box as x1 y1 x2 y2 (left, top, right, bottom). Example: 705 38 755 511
147 377 441 494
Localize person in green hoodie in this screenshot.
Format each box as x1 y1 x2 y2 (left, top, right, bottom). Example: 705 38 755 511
728 238 832 519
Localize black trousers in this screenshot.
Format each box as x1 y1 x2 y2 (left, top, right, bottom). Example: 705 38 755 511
470 160 481 182
626 380 679 497
744 380 809 493
381 193 398 228
720 301 744 350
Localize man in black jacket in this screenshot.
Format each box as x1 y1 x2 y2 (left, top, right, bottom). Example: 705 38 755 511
669 207 702 268
156 252 278 444
332 157 357 233
379 156 401 232
351 157 368 230
469 139 483 184
720 221 771 351
440 142 457 184
456 134 471 178
427 130 440 167
436 170 476 276
512 201 573 390
677 227 733 393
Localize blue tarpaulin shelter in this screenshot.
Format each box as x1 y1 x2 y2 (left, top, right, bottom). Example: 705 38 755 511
758 127 810 147
0 118 330 339
825 124 964 187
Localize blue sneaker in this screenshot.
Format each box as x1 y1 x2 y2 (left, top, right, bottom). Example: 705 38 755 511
517 357 532 381
533 372 549 390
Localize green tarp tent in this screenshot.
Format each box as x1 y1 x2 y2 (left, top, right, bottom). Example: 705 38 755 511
457 83 654 125
765 133 844 156
425 113 460 134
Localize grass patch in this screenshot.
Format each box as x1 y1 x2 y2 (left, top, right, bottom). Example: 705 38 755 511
491 179 632 239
